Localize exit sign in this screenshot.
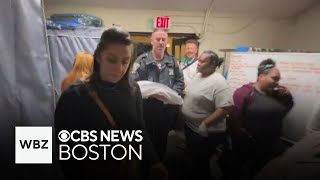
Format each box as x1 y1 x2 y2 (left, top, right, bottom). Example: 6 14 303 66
154 16 171 29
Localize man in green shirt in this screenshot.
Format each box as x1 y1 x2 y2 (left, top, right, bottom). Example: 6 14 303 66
180 39 199 70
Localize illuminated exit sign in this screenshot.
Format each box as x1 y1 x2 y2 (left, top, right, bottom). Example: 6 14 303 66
153 16 171 29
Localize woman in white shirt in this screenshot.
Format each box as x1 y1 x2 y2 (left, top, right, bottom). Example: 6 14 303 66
181 50 234 180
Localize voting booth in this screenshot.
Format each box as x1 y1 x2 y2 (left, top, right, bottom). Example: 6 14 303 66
227 52 320 142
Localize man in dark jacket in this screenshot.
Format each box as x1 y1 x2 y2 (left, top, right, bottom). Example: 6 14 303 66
131 29 184 161
132 29 184 95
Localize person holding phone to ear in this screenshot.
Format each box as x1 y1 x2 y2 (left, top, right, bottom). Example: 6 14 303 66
230 59 294 178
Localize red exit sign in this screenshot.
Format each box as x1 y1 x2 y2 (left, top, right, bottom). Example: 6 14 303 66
154 16 171 29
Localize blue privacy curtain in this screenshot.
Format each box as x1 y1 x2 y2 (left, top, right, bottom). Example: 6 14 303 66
47 28 104 96
0 0 59 179
0 1 104 178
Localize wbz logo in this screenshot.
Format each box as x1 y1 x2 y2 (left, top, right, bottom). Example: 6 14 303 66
15 127 52 164
19 139 49 149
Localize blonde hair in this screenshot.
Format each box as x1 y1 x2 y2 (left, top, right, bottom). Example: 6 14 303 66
61 52 94 92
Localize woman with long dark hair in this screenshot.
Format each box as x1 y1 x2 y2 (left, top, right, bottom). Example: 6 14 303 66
55 27 166 180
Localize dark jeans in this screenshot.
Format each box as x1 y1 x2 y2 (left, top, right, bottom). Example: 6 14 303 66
184 125 226 180
143 98 180 160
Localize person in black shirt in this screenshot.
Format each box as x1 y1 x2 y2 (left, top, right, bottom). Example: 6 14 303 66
54 27 167 180
230 59 294 179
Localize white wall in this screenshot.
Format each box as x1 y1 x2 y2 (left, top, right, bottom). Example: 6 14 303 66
44 5 293 53
288 5 320 52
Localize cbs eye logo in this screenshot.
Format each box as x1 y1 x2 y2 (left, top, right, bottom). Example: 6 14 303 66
58 130 70 142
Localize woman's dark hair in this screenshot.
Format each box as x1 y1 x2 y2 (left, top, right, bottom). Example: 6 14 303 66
88 27 134 89
257 58 276 76
202 50 224 68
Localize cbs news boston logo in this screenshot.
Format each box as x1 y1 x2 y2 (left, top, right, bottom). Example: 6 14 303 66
15 127 52 164
15 127 143 164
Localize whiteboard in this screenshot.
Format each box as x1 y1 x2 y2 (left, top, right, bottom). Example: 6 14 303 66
227 52 320 142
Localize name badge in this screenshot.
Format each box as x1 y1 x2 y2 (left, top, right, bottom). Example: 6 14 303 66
131 62 140 74
168 68 174 75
